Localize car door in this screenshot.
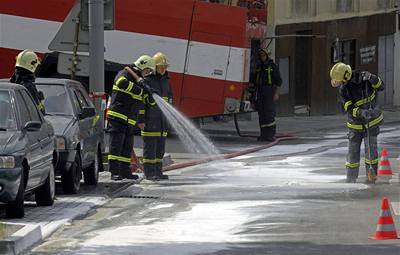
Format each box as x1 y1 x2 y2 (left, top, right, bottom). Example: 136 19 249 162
15 90 43 189
70 86 93 167
20 90 53 184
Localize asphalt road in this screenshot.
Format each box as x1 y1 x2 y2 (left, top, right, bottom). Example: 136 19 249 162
29 124 400 255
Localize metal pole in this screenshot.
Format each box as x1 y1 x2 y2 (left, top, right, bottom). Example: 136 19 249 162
88 0 104 93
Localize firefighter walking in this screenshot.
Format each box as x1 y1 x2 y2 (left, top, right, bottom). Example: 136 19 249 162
251 48 282 142
10 49 45 113
330 62 384 183
141 52 173 181
106 55 155 180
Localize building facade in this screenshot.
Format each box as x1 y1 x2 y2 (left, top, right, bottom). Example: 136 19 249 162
267 0 399 116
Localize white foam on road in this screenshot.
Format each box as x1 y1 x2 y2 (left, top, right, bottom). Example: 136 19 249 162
78 200 298 255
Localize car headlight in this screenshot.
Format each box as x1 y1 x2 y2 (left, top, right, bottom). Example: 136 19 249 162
56 136 66 150
0 156 15 169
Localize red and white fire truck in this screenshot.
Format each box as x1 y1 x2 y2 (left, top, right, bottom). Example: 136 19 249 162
0 0 267 118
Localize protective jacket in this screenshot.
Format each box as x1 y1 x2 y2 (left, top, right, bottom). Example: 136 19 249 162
251 58 282 140
10 67 45 113
141 72 173 137
107 67 145 127
339 71 384 131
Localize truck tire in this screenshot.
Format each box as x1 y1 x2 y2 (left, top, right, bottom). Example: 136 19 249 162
62 152 82 194
35 162 55 206
6 171 25 218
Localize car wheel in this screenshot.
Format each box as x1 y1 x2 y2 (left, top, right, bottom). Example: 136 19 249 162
6 170 25 218
35 161 55 206
84 147 102 185
61 152 82 194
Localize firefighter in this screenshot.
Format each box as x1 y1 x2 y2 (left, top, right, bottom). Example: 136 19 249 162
251 48 282 142
10 49 45 113
330 62 384 183
106 55 155 181
141 52 173 181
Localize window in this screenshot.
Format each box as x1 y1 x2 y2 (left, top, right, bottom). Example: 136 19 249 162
0 91 16 129
291 0 309 17
15 91 31 126
20 90 41 121
341 40 356 68
336 0 353 13
36 84 74 115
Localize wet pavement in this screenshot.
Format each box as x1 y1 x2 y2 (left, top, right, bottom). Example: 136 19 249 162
25 110 400 255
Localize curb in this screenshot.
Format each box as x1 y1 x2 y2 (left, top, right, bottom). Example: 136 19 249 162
0 224 41 255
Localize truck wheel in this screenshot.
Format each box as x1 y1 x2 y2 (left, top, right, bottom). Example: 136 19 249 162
6 170 25 218
62 152 82 194
35 161 55 206
84 148 102 185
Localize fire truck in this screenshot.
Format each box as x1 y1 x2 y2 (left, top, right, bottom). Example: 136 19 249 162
0 0 267 118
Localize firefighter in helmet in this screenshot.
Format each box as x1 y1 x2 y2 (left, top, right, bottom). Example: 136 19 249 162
10 49 45 113
106 55 155 180
250 48 282 142
330 62 384 183
141 52 173 180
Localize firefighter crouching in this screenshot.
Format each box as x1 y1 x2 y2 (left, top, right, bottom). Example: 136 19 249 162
250 48 282 142
330 62 384 183
10 49 45 113
106 55 156 181
141 52 173 181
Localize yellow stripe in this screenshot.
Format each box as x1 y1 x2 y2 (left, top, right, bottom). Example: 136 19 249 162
365 158 379 164
142 158 158 164
346 162 360 168
347 113 383 130
108 155 131 163
141 131 168 137
352 107 359 117
139 110 145 114
355 91 376 107
260 121 276 128
112 85 143 101
267 66 272 85
344 101 352 111
372 79 382 89
107 110 128 121
128 119 137 126
92 114 100 127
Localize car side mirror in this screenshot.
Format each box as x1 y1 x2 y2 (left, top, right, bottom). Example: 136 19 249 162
79 106 96 119
23 121 42 131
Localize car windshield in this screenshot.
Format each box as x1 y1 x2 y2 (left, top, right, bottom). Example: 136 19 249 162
0 91 16 130
36 84 74 116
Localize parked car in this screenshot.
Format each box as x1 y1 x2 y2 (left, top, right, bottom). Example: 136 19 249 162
35 78 104 194
0 82 56 218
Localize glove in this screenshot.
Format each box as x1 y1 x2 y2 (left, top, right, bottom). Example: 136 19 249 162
361 71 372 82
359 109 372 120
137 79 158 95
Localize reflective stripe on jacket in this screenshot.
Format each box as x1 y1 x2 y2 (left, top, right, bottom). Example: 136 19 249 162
339 71 384 131
141 72 173 137
107 68 145 126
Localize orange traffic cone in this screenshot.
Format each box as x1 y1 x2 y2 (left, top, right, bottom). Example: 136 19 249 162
369 197 399 240
377 148 393 176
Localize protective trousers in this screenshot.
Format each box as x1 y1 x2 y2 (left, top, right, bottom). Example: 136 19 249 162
107 120 135 177
257 98 276 139
346 128 379 182
143 136 166 178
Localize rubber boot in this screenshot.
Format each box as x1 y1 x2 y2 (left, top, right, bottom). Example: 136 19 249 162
109 161 122 180
346 167 359 183
155 163 168 180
